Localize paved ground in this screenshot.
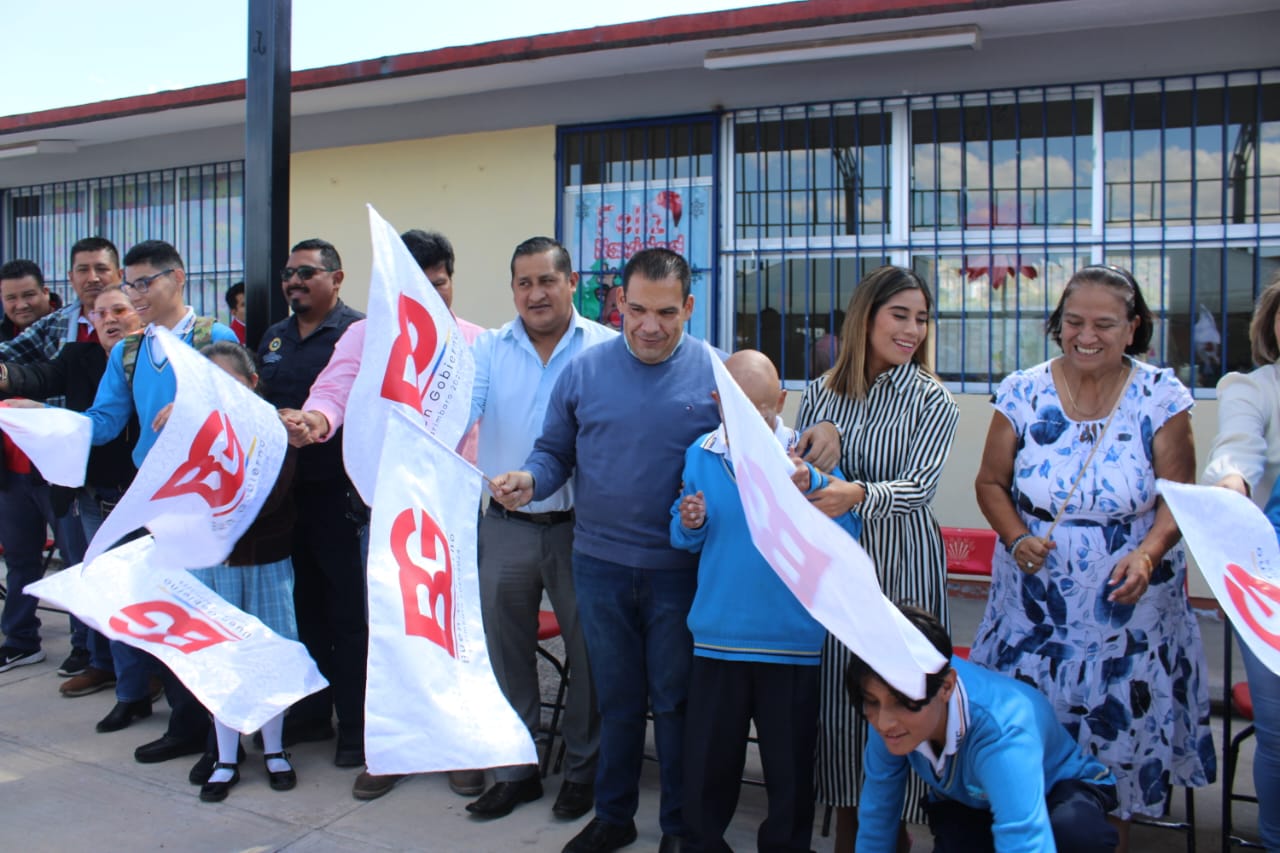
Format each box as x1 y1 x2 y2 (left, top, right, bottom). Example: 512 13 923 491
0 585 1264 852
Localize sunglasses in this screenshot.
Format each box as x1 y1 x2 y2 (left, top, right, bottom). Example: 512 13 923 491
280 266 338 282
89 304 135 321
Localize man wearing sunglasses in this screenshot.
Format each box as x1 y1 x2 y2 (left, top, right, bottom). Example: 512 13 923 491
81 239 238 765
256 238 366 769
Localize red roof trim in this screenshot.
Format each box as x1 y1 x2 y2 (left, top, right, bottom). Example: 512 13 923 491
0 0 1031 135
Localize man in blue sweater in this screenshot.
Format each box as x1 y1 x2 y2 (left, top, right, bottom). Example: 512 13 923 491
491 248 719 853
671 349 861 853
850 605 1119 853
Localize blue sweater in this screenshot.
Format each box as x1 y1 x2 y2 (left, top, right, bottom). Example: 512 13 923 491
858 657 1115 853
526 335 720 570
86 320 238 467
671 431 861 664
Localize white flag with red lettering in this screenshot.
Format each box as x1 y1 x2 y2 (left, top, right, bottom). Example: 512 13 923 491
706 342 946 699
344 205 475 504
26 536 327 733
0 404 92 486
364 408 535 774
84 327 288 568
1159 480 1280 675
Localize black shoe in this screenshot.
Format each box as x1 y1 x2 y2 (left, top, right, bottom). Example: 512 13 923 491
552 780 594 820
134 734 207 764
466 778 543 819
562 818 638 853
95 699 152 733
657 835 686 853
264 751 297 791
189 744 247 785
199 763 240 803
57 647 91 677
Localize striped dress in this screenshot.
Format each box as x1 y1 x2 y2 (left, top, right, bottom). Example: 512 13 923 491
797 361 959 816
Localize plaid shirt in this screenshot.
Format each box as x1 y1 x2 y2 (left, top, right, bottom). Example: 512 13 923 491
0 301 81 364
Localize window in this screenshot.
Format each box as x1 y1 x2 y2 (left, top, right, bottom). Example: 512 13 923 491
3 162 245 321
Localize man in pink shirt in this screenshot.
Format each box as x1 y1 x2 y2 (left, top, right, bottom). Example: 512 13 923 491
281 229 485 801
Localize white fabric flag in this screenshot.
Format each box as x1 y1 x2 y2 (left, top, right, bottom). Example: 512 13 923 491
0 405 91 486
364 408 536 774
1159 480 1280 675
27 536 327 733
84 327 288 568
706 342 946 699
344 205 475 504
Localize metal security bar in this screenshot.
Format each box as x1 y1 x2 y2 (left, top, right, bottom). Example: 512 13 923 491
557 116 719 342
1 161 245 323
722 69 1280 392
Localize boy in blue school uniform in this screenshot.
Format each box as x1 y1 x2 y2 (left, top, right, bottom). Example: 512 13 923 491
671 349 861 853
849 604 1120 853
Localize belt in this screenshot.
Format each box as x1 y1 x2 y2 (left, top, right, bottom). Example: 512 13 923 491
486 502 574 526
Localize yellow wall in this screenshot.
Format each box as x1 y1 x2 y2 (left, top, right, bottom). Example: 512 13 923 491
289 126 556 329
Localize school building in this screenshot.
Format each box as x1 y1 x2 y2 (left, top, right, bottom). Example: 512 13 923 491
1 0 1276 594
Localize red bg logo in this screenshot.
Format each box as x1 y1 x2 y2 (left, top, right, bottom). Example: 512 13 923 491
152 411 247 516
108 600 234 654
381 294 439 407
391 506 455 657
1225 562 1280 652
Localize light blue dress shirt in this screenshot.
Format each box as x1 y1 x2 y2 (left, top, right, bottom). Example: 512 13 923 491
469 309 617 513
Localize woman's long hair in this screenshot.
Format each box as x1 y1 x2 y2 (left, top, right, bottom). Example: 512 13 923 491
826 265 934 400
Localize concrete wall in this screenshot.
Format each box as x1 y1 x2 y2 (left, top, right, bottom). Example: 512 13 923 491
288 126 556 327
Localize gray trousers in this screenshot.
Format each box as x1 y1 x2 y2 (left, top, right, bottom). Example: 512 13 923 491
478 508 599 784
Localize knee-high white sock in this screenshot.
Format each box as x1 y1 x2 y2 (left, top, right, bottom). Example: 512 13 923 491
208 719 241 783
260 712 291 774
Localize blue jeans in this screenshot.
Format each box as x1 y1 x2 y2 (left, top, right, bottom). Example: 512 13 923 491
0 472 58 652
54 504 90 651
572 551 696 836
1239 636 1280 850
79 487 145 699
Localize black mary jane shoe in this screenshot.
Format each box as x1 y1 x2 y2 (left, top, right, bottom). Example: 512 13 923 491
264 751 297 791
199 763 240 803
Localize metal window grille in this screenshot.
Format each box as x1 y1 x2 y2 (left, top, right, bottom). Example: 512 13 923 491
557 117 719 340
2 161 245 323
721 69 1280 393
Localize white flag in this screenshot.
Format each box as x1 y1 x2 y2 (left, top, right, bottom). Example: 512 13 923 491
0 405 91 486
1159 479 1280 675
27 536 327 733
344 205 475 504
84 328 288 568
706 342 946 699
364 408 536 774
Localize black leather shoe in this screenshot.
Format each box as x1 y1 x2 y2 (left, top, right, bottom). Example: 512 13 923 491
95 699 152 733
657 835 685 853
264 751 297 791
134 734 207 764
189 745 247 785
199 763 240 802
562 818 638 853
466 777 543 819
552 780 594 820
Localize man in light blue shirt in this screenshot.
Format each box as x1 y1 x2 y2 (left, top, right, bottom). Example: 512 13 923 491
464 237 616 823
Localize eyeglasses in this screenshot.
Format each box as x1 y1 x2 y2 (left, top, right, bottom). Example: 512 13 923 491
280 266 337 282
89 304 134 321
121 268 174 294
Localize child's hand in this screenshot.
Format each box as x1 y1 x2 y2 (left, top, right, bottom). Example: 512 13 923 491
679 492 706 529
789 455 811 491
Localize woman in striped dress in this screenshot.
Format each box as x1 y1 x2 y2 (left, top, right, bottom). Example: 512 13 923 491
796 265 959 852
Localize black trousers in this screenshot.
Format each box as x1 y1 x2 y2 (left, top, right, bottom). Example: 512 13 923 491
683 655 820 853
925 778 1120 853
287 478 368 745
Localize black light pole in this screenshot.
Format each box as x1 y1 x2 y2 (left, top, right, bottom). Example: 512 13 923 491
244 0 291 349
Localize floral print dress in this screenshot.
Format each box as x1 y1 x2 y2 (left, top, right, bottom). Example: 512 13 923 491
969 358 1216 818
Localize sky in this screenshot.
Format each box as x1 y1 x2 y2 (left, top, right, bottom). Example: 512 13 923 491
0 0 786 117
